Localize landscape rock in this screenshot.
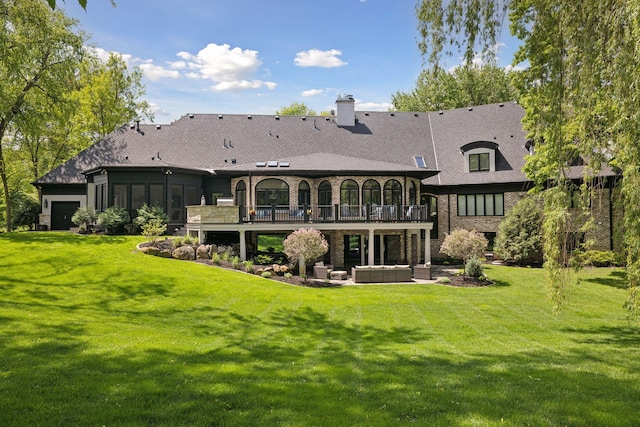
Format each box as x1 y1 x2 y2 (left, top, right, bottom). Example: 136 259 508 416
140 246 160 256
158 249 173 258
173 245 195 260
196 245 210 260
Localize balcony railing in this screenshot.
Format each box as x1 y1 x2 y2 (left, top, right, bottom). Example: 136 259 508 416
242 204 430 224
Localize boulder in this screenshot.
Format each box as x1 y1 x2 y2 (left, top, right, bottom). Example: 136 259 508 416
172 245 195 260
208 244 218 257
140 246 160 256
196 245 210 260
158 249 173 258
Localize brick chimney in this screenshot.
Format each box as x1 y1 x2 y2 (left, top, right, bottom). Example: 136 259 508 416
335 95 355 127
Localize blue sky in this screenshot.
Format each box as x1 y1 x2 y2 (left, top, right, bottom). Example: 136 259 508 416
61 0 520 123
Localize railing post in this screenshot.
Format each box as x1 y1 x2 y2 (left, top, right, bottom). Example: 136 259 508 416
334 204 339 222
303 203 309 223
271 204 276 223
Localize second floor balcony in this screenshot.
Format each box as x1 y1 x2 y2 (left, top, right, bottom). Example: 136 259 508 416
187 204 432 225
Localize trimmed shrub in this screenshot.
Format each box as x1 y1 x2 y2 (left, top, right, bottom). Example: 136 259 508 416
242 260 254 273
495 196 543 265
261 271 272 278
231 256 242 270
97 207 130 234
71 205 98 232
578 250 619 267
465 256 484 278
211 252 221 265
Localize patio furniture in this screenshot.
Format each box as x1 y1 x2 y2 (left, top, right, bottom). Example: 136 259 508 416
313 262 334 279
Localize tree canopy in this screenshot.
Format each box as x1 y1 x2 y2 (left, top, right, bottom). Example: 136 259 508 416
275 102 316 116
392 64 518 111
416 0 640 316
1 0 151 232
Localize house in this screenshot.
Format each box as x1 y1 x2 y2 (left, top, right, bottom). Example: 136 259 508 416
33 96 620 267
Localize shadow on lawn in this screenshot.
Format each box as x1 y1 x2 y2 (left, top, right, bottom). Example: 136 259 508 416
580 269 627 290
2 302 640 426
0 231 130 246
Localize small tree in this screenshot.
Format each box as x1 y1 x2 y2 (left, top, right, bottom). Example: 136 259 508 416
440 228 488 274
283 228 329 279
141 218 167 246
134 203 170 228
494 196 543 265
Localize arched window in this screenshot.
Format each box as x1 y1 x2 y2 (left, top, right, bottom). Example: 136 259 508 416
256 178 289 206
318 181 332 206
340 179 359 206
384 179 402 206
362 179 381 205
408 181 417 205
235 180 246 208
318 180 333 219
298 180 310 207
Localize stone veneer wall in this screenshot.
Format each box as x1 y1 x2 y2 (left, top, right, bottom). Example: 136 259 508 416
186 205 239 224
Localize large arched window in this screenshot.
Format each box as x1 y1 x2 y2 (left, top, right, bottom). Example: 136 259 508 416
362 179 381 205
384 179 402 206
340 179 359 206
318 180 332 219
256 178 289 206
298 180 310 207
318 181 332 205
408 181 417 205
235 180 246 208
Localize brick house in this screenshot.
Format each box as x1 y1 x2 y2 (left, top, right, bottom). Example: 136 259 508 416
33 96 620 267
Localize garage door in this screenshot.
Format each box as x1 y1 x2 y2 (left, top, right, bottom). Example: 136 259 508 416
51 201 80 230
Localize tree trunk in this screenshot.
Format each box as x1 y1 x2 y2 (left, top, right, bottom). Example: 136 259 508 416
0 120 12 232
299 255 306 279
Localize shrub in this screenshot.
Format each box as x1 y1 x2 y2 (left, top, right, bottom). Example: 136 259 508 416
261 271 272 278
211 253 221 265
173 237 185 247
133 203 169 228
184 235 198 245
97 207 130 234
230 256 242 270
11 193 41 230
465 256 484 278
72 206 98 232
242 260 254 273
494 196 543 265
284 272 293 279
141 218 167 245
578 250 619 267
437 277 451 284
254 254 274 265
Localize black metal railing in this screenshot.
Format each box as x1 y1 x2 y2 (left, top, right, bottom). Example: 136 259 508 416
240 204 430 224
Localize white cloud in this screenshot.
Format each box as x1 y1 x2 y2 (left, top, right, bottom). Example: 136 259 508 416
176 43 276 91
168 60 187 69
212 80 277 91
148 102 171 117
302 89 325 97
294 49 347 68
88 46 133 66
139 62 180 81
355 100 393 111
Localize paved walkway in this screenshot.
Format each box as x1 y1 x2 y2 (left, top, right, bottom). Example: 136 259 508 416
312 265 460 286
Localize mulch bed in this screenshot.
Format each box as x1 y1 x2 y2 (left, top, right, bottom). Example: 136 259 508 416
441 275 493 287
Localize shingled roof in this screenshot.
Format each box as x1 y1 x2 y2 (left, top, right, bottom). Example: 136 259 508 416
34 101 535 187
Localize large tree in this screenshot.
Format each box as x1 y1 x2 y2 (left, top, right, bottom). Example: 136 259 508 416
0 0 85 232
416 0 640 316
392 64 518 111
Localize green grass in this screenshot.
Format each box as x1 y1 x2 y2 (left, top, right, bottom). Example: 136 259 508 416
1 232 639 426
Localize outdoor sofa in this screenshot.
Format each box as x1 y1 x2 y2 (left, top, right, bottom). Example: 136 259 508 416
350 265 413 283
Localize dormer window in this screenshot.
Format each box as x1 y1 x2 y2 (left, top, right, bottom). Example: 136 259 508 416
469 153 490 172
461 141 499 173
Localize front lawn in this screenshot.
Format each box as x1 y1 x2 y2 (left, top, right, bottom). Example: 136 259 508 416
1 233 638 426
